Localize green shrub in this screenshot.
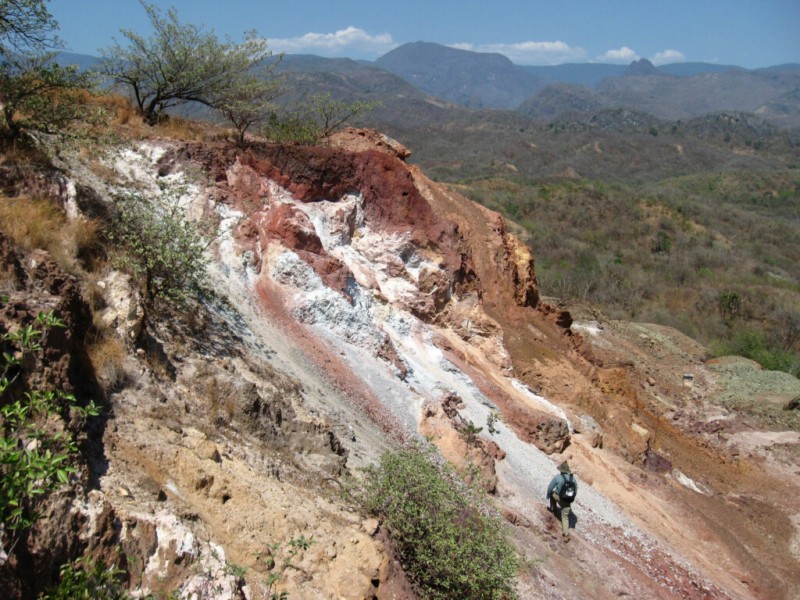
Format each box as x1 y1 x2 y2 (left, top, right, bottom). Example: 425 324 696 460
713 330 800 376
39 556 129 600
360 445 519 599
110 186 209 308
264 93 378 145
652 230 673 254
0 310 99 541
264 111 320 145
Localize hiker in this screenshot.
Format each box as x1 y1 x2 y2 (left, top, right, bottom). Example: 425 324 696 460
546 461 578 541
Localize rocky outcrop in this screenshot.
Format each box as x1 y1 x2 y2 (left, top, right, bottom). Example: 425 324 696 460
185 137 572 456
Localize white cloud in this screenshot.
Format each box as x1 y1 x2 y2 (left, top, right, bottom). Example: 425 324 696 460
596 46 640 63
651 49 687 65
269 27 397 58
449 40 587 65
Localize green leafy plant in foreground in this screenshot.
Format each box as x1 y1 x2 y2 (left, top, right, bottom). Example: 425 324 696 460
360 445 520 599
257 534 314 600
39 556 130 600
0 310 99 550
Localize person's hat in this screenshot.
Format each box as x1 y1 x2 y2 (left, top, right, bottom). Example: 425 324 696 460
558 461 571 473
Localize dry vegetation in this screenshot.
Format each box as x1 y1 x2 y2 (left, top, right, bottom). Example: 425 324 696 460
0 195 98 274
455 169 800 375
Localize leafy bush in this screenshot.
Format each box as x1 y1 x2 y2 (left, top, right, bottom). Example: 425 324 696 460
265 93 378 145
39 556 129 600
360 445 519 599
0 310 99 543
110 186 209 308
265 111 320 145
712 329 800 376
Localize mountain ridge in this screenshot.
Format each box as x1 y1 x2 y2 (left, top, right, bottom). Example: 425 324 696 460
57 43 800 127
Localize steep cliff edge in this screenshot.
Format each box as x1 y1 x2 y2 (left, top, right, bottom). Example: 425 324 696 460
1 129 798 599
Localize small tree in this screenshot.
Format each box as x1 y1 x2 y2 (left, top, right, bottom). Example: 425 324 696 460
110 186 209 308
265 93 378 145
773 306 800 351
211 60 284 145
100 1 275 125
0 53 101 142
309 93 379 139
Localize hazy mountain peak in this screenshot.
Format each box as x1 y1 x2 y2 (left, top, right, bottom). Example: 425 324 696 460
375 41 544 109
624 58 661 76
378 41 514 68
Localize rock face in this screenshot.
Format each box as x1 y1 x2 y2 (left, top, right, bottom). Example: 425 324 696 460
180 136 571 459
3 130 799 599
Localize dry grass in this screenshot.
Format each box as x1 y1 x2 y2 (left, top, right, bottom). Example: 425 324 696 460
94 94 140 126
154 116 226 142
0 195 99 274
87 331 128 388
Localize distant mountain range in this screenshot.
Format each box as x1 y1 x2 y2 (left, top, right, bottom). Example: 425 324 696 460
373 43 800 127
56 41 800 129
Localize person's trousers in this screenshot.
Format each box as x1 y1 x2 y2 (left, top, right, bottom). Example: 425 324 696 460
550 492 571 535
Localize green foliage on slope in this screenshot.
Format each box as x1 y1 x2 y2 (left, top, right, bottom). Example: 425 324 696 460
109 186 210 309
0 309 99 551
359 445 520 599
455 169 800 376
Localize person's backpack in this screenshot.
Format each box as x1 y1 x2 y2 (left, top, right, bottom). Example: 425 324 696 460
559 474 577 503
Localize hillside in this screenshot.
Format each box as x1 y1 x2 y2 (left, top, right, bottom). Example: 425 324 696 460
519 65 800 128
0 23 797 597
1 112 799 599
262 56 800 368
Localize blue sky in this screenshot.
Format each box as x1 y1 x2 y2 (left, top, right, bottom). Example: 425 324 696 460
48 0 799 68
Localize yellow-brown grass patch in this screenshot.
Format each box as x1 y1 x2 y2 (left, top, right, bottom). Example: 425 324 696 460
0 195 99 273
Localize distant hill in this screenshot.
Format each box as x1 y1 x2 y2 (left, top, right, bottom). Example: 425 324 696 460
596 66 800 123
521 61 743 87
370 43 800 127
272 54 426 103
658 62 742 77
53 51 100 71
516 83 605 121
375 41 546 109
521 63 627 87
519 64 800 128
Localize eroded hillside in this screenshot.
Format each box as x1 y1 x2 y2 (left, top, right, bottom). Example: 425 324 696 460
1 128 798 599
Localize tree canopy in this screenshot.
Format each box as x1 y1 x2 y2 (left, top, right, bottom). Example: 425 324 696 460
0 0 101 144
0 0 60 55
100 2 278 126
0 53 100 140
